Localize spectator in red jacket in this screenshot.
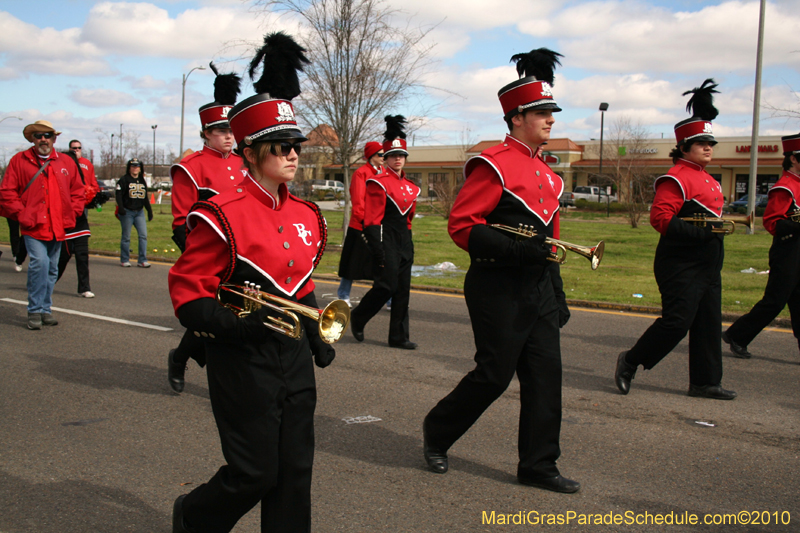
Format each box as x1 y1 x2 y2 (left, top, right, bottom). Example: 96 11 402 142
0 120 84 330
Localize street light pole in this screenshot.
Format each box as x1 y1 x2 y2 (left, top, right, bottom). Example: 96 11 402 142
180 65 206 157
119 124 124 163
598 102 609 209
0 116 22 125
151 125 158 171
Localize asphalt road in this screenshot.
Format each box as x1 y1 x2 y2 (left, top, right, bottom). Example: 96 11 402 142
1 246 798 532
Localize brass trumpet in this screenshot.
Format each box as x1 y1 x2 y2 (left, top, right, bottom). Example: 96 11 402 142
216 282 350 344
789 209 800 222
488 223 605 270
680 213 754 235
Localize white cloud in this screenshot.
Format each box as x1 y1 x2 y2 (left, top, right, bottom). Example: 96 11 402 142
80 2 285 59
70 89 142 108
518 1 800 75
123 75 168 90
0 11 111 77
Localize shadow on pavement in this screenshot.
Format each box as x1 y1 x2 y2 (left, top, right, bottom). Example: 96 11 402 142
0 470 164 533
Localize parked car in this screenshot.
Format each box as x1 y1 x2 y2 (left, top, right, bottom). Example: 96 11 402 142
563 186 618 207
310 179 345 196
728 194 767 210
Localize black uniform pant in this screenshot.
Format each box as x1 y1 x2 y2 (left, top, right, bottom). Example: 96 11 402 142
627 241 724 386
726 236 800 347
181 334 316 533
6 218 26 265
424 265 562 479
56 236 91 293
350 236 412 345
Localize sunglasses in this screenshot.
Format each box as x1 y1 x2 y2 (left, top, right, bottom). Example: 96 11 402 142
70 146 82 151
33 132 55 140
269 142 303 157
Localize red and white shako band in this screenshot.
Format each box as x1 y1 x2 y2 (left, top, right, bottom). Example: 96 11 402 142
199 103 233 130
674 119 714 144
498 78 561 117
228 94 302 146
782 133 800 154
383 137 408 156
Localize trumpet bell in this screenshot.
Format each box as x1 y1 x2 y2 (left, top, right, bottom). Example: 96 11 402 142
590 241 604 270
319 300 350 344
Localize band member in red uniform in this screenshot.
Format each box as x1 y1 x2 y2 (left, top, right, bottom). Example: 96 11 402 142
57 141 103 298
167 62 243 394
336 141 383 306
422 49 577 493
723 133 800 358
350 116 420 349
615 79 736 400
169 32 334 533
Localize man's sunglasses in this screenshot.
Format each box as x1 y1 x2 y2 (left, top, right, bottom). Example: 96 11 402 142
269 142 303 157
70 146 82 151
33 132 55 140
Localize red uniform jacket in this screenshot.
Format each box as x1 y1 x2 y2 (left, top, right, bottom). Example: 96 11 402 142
170 146 245 230
363 167 420 230
349 163 382 230
763 169 800 236
650 158 723 235
0 147 84 241
449 134 562 251
65 156 101 240
169 174 326 315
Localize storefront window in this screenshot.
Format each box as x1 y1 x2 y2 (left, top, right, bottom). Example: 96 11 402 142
735 173 779 199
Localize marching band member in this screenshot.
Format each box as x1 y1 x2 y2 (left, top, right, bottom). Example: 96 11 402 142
350 116 420 349
723 132 800 358
169 32 334 533
422 49 578 493
336 141 383 306
615 79 736 400
167 62 244 394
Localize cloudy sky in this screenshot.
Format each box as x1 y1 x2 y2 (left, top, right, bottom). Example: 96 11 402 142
1 0 799 162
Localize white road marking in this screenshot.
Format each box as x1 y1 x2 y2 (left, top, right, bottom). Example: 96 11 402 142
0 298 174 332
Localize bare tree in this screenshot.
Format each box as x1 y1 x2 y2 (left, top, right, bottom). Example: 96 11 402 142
252 0 437 237
429 127 475 218
588 116 659 228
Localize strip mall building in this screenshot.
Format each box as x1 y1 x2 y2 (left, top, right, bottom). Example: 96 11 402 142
323 135 785 202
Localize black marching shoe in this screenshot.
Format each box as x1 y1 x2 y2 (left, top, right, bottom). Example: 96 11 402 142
722 331 752 359
351 322 364 342
688 384 737 400
615 351 637 395
168 349 186 394
173 494 192 533
423 424 448 474
518 474 581 494
389 340 417 350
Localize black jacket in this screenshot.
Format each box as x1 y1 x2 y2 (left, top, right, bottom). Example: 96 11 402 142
116 174 153 216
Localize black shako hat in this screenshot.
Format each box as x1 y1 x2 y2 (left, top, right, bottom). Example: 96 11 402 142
228 32 310 148
674 78 719 146
498 48 563 121
198 62 242 130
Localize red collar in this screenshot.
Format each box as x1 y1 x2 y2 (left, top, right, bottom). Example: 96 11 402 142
386 167 405 180
504 134 538 159
244 172 287 210
26 146 58 164
786 170 800 181
677 158 704 171
202 145 233 159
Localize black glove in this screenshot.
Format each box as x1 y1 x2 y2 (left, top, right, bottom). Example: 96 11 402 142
774 218 800 238
172 225 187 253
666 216 714 243
363 225 385 268
549 263 570 328
148 211 154 222
298 291 336 368
178 298 272 343
468 224 551 266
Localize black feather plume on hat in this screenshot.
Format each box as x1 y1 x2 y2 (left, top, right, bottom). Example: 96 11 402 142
683 78 719 121
510 48 563 86
384 115 407 141
248 32 310 100
209 62 241 106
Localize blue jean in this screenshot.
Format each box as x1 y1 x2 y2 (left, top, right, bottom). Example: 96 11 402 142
23 235 61 314
120 208 148 264
337 278 353 300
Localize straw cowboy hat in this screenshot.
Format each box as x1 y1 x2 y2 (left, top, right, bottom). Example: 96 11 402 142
23 120 61 143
